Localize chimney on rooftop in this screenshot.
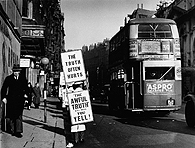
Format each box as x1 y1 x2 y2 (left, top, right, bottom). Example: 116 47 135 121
124 17 127 25
137 4 139 9
141 3 143 9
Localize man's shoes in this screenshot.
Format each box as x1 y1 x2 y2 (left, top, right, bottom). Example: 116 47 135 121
80 139 84 143
66 142 74 148
13 132 23 138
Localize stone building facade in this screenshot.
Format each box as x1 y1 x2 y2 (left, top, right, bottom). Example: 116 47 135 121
0 0 22 94
0 0 23 129
156 0 195 95
21 0 65 91
82 39 110 92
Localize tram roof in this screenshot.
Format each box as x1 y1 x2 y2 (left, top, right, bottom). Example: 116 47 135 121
110 18 176 41
129 18 176 24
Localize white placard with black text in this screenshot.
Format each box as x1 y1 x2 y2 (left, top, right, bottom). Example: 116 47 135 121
67 90 93 125
61 50 86 83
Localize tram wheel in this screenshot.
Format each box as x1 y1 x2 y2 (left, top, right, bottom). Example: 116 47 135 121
185 100 195 127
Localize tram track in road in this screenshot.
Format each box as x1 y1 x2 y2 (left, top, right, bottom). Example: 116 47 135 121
165 112 185 122
81 101 195 148
112 112 195 138
86 106 194 148
91 101 195 136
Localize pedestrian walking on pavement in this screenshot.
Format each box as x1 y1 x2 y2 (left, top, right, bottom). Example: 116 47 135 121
26 82 35 110
63 106 75 148
62 84 75 148
32 83 41 109
72 82 86 143
1 64 28 138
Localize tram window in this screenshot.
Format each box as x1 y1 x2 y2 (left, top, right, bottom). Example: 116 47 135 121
117 69 124 79
145 67 175 80
138 24 172 39
111 72 118 80
111 69 124 80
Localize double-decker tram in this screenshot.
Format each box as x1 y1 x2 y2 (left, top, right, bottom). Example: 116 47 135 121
108 18 181 113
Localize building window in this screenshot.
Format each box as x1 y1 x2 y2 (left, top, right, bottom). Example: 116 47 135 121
8 47 10 67
188 59 191 66
28 0 33 19
22 0 28 17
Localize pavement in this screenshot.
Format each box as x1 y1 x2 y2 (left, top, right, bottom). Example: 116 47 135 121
0 97 187 148
0 97 66 148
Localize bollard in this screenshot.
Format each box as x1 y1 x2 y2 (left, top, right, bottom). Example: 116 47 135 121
44 90 47 123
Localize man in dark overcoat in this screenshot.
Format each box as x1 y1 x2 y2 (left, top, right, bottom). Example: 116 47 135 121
1 64 28 137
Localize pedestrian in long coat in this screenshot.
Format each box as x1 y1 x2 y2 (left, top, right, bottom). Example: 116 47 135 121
33 83 41 108
26 82 35 110
1 64 28 137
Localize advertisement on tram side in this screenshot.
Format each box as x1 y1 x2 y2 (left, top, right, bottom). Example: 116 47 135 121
145 81 174 95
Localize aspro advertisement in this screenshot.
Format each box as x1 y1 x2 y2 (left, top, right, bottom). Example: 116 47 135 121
67 90 93 125
61 50 86 83
145 81 174 94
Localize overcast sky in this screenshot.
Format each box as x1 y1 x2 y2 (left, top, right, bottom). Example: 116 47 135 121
60 0 170 50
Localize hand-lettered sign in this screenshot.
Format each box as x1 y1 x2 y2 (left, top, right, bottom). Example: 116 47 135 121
67 90 93 125
61 50 86 83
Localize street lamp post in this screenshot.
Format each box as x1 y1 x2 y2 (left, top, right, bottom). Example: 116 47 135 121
41 57 49 123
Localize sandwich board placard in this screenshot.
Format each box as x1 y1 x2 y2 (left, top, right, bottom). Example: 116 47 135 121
67 90 93 125
61 50 86 83
61 50 93 125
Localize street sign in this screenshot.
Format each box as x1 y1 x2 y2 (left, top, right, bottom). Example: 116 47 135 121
59 72 66 85
20 58 30 67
